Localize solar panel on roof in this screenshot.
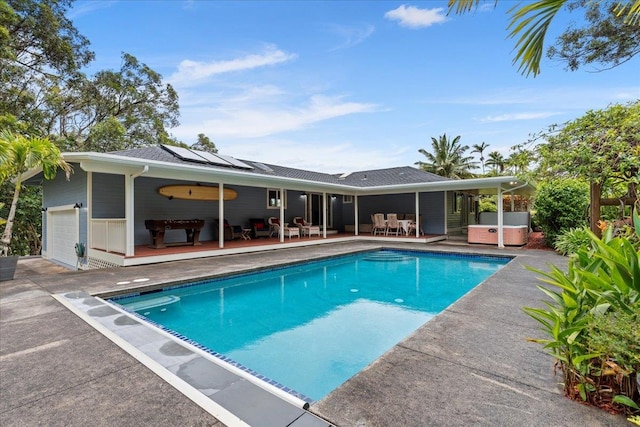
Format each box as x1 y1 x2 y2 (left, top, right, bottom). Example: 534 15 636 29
253 162 274 173
161 144 209 163
190 149 233 167
214 153 254 170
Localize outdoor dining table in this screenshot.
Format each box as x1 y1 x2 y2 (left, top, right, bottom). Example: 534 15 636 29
384 219 412 234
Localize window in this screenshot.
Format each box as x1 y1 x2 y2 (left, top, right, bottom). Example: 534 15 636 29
452 192 463 213
343 195 353 204
267 189 286 209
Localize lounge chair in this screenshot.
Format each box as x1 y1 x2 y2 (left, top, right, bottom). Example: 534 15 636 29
293 217 320 237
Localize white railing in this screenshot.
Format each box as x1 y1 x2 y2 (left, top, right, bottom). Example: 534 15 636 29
91 219 126 254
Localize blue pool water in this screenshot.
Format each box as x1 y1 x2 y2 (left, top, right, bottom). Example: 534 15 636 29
113 250 510 401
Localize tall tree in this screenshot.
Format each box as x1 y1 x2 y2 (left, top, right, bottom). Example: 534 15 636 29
471 141 490 174
191 133 218 154
485 151 506 175
416 134 478 179
534 100 640 233
55 53 180 151
506 146 536 175
448 0 640 76
0 0 94 133
1 1 180 152
547 1 640 71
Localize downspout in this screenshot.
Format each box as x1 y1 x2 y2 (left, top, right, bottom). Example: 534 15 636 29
126 165 149 256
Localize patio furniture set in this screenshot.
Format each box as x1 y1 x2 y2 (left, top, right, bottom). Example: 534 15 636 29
371 213 423 236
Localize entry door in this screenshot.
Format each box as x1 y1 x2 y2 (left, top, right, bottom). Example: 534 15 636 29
306 193 333 227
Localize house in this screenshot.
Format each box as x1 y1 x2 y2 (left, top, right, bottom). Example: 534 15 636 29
23 144 534 269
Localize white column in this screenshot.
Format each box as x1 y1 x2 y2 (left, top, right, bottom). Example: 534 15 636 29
124 173 135 256
497 186 504 248
322 192 327 238
218 183 224 248
354 195 359 236
87 171 92 253
279 188 285 242
443 191 448 235
415 191 420 237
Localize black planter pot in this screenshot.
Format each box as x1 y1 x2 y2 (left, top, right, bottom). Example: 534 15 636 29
0 256 18 281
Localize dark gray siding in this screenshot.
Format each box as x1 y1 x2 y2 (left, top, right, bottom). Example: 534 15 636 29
353 192 445 234
42 164 88 253
92 173 125 218
133 178 306 245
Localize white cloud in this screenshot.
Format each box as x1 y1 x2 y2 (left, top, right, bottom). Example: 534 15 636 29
69 1 116 18
168 46 297 87
477 112 561 123
176 93 379 139
384 5 448 29
214 138 408 174
327 23 375 50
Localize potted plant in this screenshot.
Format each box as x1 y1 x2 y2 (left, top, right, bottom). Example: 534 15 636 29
0 130 71 281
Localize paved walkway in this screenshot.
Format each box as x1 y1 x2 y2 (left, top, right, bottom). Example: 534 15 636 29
0 243 629 426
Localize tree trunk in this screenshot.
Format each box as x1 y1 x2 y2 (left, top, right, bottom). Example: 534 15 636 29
0 178 22 257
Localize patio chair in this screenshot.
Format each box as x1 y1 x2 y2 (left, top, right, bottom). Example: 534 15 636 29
249 218 271 239
386 213 403 236
268 217 282 237
407 216 424 236
213 219 242 240
372 213 387 235
293 217 320 237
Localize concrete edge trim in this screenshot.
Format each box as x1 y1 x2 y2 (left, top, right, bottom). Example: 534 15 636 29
52 293 251 427
95 295 311 410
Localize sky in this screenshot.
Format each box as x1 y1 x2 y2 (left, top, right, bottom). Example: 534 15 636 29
69 1 639 174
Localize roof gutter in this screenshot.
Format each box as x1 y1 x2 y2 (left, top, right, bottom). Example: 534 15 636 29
131 165 149 179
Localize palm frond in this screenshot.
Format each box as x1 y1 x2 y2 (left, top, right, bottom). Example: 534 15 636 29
507 0 565 77
614 0 640 25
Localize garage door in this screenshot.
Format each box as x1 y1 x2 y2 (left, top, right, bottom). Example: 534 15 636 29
49 209 78 268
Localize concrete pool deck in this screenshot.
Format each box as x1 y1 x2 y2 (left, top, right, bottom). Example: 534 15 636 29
0 242 629 426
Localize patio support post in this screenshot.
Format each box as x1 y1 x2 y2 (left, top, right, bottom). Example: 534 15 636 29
218 183 224 248
414 191 420 237
497 186 504 248
87 171 92 255
125 166 148 257
279 187 285 242
443 191 448 235
354 195 359 236
322 192 327 238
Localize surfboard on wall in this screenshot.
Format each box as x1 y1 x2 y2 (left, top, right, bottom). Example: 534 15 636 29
158 185 238 201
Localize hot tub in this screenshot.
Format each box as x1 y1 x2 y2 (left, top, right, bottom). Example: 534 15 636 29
467 225 528 246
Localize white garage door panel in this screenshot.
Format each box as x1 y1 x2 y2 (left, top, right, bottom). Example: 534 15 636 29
50 210 78 267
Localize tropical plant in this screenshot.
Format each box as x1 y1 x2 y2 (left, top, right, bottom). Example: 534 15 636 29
448 0 640 76
534 178 590 245
471 142 490 175
524 217 640 415
0 131 71 257
416 134 478 179
485 151 506 175
554 226 593 256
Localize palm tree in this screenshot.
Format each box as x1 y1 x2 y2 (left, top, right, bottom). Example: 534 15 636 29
506 148 536 175
448 0 640 76
0 131 71 257
416 134 478 179
485 151 506 175
471 142 490 175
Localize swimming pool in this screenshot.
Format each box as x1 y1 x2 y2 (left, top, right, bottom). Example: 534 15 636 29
112 249 510 401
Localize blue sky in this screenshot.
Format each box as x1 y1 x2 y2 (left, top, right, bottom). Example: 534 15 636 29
70 1 639 173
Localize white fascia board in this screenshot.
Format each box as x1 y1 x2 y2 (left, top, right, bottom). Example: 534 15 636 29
68 153 356 194
64 152 534 196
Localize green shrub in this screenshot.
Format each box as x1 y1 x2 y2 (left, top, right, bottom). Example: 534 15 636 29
554 227 593 256
534 179 589 245
524 219 640 415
